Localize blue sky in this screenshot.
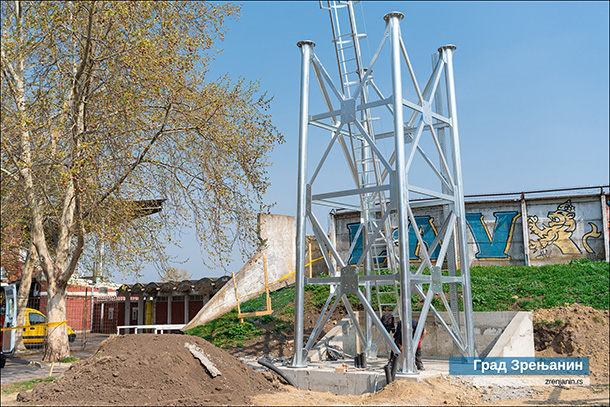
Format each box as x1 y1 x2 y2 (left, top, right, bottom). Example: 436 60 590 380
124 1 609 284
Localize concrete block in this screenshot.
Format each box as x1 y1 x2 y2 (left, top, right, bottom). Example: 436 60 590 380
487 311 535 357
183 214 295 330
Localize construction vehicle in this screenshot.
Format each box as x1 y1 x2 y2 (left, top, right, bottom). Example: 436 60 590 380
23 308 76 345
1 282 17 368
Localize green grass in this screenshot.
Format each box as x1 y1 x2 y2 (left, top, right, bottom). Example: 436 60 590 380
535 319 564 328
58 356 79 363
186 260 609 346
469 259 609 311
184 309 263 347
1 377 55 395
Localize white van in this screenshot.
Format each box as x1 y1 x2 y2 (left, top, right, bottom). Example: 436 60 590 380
1 282 17 368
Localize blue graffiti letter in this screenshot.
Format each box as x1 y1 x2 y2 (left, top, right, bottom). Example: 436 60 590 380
465 211 520 259
347 223 363 264
391 216 441 261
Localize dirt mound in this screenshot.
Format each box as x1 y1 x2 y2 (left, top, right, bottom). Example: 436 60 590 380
17 334 283 406
534 303 609 384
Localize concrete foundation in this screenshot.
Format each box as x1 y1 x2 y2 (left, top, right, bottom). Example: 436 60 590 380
268 310 533 395
234 310 534 395
310 310 534 363
275 357 448 395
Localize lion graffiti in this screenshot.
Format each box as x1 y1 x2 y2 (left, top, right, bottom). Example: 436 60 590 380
528 200 602 256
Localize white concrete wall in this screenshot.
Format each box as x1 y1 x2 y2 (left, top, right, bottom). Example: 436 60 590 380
183 214 295 330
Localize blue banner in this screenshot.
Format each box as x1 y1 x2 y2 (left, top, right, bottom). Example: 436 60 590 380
449 357 589 376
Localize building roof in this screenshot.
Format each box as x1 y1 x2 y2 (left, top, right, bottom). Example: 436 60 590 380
117 276 231 298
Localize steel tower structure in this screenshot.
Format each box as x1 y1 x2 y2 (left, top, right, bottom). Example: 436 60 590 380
292 2 476 373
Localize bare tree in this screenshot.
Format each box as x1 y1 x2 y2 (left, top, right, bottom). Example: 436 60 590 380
1 1 282 361
157 267 192 283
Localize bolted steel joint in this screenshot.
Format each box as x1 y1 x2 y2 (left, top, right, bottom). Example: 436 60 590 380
297 40 316 48
438 44 457 53
383 11 404 22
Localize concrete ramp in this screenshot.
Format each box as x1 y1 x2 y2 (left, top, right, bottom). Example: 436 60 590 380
183 214 295 331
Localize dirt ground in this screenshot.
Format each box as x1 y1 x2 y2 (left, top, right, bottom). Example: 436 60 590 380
251 376 609 406
13 334 280 406
2 303 608 406
533 303 609 385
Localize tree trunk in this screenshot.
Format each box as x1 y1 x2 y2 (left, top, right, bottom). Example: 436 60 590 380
15 263 32 350
15 244 36 352
43 281 70 361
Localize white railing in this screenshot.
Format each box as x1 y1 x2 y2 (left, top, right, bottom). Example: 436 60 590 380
116 324 185 335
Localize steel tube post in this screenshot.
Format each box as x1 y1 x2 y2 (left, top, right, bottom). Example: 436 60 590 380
292 40 315 368
520 194 531 266
432 51 460 330
601 191 609 263
386 11 415 374
441 44 476 357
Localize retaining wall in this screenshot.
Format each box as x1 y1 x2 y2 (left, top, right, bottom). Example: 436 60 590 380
309 310 535 361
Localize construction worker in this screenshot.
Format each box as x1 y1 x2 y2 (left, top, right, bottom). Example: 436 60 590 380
394 319 426 370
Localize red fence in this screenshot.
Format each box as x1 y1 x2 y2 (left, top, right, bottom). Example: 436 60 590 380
24 292 208 340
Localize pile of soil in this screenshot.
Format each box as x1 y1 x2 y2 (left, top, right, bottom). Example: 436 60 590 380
533 303 609 384
17 334 283 406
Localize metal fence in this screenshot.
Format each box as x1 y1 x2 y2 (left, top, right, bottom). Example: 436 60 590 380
22 294 115 352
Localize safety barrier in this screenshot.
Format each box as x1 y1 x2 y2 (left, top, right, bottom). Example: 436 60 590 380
0 320 67 331
231 253 325 321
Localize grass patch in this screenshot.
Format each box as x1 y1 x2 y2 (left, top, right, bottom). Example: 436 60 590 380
535 319 564 328
1 377 55 395
186 260 609 348
184 310 263 347
185 287 300 346
58 356 79 363
470 259 609 311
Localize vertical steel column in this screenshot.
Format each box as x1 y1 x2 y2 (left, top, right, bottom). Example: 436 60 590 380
601 191 609 263
292 40 315 368
433 52 460 330
520 194 531 266
386 11 415 374
441 44 476 357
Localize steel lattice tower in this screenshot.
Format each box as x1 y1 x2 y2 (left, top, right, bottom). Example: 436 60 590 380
292 3 476 374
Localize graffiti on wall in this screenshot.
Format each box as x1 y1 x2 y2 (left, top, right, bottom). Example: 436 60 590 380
344 198 605 265
465 211 521 259
347 211 521 263
528 200 601 257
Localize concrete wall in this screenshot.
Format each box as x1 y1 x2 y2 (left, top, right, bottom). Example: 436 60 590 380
310 310 535 361
329 193 609 269
183 214 295 330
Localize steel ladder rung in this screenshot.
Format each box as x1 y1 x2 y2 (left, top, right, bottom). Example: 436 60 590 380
335 38 354 46
344 80 362 87
337 45 355 52
341 69 360 76
334 32 354 38
339 59 358 66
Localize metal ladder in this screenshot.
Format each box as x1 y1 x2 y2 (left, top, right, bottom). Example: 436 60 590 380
320 0 401 318
320 0 366 97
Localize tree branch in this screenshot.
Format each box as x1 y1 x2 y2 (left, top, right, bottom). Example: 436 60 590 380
73 2 95 88
85 103 173 218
